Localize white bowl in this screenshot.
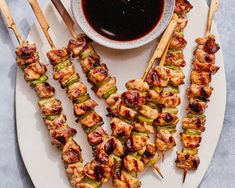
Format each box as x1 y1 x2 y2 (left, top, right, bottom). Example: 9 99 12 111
71 0 175 50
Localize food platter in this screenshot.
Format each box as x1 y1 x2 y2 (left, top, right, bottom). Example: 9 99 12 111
15 0 226 188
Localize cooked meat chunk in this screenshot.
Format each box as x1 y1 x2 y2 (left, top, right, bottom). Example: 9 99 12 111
139 105 158 119
80 53 100 74
106 94 121 116
181 133 202 148
67 82 87 101
176 152 200 170
190 70 211 85
146 66 169 87
194 48 215 64
123 155 144 172
24 61 46 81
63 138 82 164
175 17 188 31
121 90 146 107
74 99 97 116
166 50 186 67
170 32 187 50
159 92 181 107
80 112 103 128
53 65 75 80
44 113 66 130
182 117 206 132
174 0 193 14
38 97 63 116
146 89 161 103
87 126 107 146
125 133 148 152
133 122 154 134
118 105 137 120
169 69 185 86
113 171 141 188
154 113 179 126
75 183 94 188
193 58 219 75
95 77 116 98
186 98 208 114
16 41 36 58
34 82 55 98
156 129 176 151
66 162 84 187
87 64 108 85
187 84 213 100
47 48 70 65
126 79 149 92
111 117 133 138
141 140 157 164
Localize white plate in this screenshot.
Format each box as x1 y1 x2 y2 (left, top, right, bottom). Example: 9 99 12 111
16 0 226 188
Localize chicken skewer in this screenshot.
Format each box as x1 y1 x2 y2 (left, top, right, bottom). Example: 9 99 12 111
175 0 220 183
144 0 193 162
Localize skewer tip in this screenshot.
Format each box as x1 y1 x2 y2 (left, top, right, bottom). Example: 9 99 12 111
161 151 166 162
153 165 164 179
183 169 188 183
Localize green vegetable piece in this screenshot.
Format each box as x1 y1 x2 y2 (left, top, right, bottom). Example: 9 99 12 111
30 75 48 87
128 171 137 178
163 85 179 94
184 129 201 136
102 86 117 99
145 153 160 167
81 46 94 60
38 96 55 107
138 115 154 125
117 115 133 125
182 148 199 155
112 155 122 170
153 87 164 93
162 107 178 115
64 75 79 87
78 110 94 121
132 132 148 138
157 125 177 133
146 102 157 109
83 123 100 135
54 60 71 72
165 65 180 70
74 94 90 104
95 76 111 88
187 113 206 119
83 176 101 188
46 114 60 121
128 152 141 160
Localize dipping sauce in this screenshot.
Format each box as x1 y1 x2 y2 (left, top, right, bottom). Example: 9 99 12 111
82 0 165 41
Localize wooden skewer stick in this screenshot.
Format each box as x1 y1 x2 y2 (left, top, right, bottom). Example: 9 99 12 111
159 40 171 67
51 0 78 39
206 0 219 36
183 168 188 183
153 165 164 179
0 0 23 44
142 14 178 81
28 0 56 49
161 151 166 162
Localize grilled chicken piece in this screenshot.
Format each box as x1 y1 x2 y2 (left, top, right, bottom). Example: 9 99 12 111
190 70 211 85
194 48 215 64
170 32 187 50
193 59 219 75
53 65 75 81
67 34 90 57
166 50 186 67
83 160 112 183
169 69 185 86
80 112 103 128
47 48 70 65
186 98 208 114
141 139 157 165
154 112 179 126
118 105 137 120
16 41 36 57
174 0 193 14
67 82 87 101
126 79 149 92
95 77 116 98
156 129 176 151
16 52 39 67
133 122 154 134
113 171 141 188
181 133 202 148
121 90 146 107
24 61 46 81
182 117 206 132
44 113 66 130
38 97 63 116
87 64 108 85
187 84 213 100
160 92 181 107
87 126 107 146
125 133 148 152
34 82 55 98
146 66 170 87
106 94 121 116
139 105 158 119
176 152 200 170
111 117 133 138
175 17 188 31
95 137 124 165
63 138 82 164
75 183 94 188
146 89 161 103
123 155 144 172
66 162 84 187
80 53 100 74
74 99 98 116
196 35 220 54
49 125 77 147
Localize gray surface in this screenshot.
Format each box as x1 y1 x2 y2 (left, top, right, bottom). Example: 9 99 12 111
0 0 234 187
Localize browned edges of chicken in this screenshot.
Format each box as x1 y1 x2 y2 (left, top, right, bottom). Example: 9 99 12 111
146 66 170 87
38 97 63 116
190 70 211 85
94 137 124 166
44 113 66 130
87 64 108 85
111 117 133 138
106 94 121 116
24 61 46 81
79 111 103 128
186 98 208 114
125 133 148 152
194 48 215 64
63 137 83 164
141 140 157 165
121 90 146 108
66 162 85 187
196 35 220 54
139 105 158 119
74 99 98 116
83 160 112 183
47 48 70 65
75 183 95 188
154 112 179 126
155 129 176 151
174 0 193 14
67 34 91 58
169 69 185 86
146 89 161 104
123 155 144 172
34 82 55 98
182 117 206 131
170 32 187 50
159 92 181 107
67 82 87 102
133 123 154 134
166 49 186 67
53 65 75 81
118 105 137 121
87 127 107 146
175 152 200 170
80 52 100 74
187 84 213 100
180 133 202 148
193 59 219 75
126 79 149 92
113 170 141 188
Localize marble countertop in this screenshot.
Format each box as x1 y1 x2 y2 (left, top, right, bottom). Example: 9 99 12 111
0 0 234 187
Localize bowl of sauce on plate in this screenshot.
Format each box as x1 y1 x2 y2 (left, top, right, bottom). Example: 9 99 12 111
71 0 175 49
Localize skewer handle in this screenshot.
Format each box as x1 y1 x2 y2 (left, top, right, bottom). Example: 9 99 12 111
51 0 78 39
206 0 219 35
28 0 55 49
159 40 171 66
0 0 23 44
142 15 178 80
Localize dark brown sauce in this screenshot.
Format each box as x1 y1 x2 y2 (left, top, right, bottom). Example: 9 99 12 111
82 0 165 41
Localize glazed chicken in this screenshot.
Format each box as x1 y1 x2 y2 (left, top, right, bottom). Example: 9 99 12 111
123 155 144 172
175 152 200 170
146 66 170 87
66 162 85 187
187 84 213 100
170 32 187 50
79 111 103 128
168 69 185 86
166 49 186 67
154 113 179 126
121 90 146 107
186 98 208 114
111 117 133 138
156 129 176 151
47 48 70 65
38 97 63 116
34 82 55 98
74 99 98 116
126 79 149 92
113 171 141 188
24 61 46 81
66 82 87 101
174 0 193 14
190 70 211 85
87 64 109 85
159 92 181 107
182 117 206 132
87 126 107 146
